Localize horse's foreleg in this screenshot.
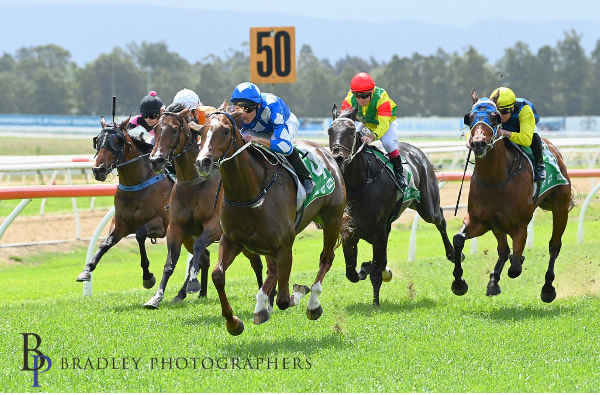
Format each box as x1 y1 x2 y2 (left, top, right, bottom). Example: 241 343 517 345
541 208 568 303
254 256 279 325
213 235 244 335
487 230 510 297
305 218 339 320
75 223 123 282
144 229 184 309
136 224 156 289
433 206 457 262
342 236 362 282
507 227 527 279
242 250 265 289
369 230 390 306
451 217 488 296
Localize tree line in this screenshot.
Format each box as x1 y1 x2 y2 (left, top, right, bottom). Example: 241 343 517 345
0 30 598 118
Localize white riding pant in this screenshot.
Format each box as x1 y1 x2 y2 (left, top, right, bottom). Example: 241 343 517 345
357 121 399 153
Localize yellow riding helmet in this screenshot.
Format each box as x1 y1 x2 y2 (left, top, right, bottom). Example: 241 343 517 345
490 87 516 109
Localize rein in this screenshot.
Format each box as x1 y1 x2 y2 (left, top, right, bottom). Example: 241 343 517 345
210 111 281 208
160 112 197 161
472 139 525 188
95 128 149 171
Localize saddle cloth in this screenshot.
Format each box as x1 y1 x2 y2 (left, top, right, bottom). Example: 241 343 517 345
365 146 421 204
512 141 569 197
251 144 336 211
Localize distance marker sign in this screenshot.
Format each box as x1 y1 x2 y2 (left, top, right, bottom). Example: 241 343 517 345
250 27 296 84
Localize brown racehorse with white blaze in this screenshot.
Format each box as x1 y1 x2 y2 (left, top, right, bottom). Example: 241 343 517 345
451 90 573 302
196 108 346 335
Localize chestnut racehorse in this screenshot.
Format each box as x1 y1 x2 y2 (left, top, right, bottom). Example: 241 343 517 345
145 104 266 309
451 90 573 302
329 106 456 305
196 109 346 335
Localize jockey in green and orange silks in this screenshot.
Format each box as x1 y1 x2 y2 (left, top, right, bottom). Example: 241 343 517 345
340 72 405 188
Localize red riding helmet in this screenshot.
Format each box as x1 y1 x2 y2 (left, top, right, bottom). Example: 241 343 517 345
350 72 375 93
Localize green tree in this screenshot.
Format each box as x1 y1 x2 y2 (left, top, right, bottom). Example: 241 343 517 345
554 30 589 115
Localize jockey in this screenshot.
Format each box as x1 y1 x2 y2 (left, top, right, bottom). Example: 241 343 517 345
127 90 164 143
230 82 314 195
341 72 406 189
172 88 215 126
492 87 545 181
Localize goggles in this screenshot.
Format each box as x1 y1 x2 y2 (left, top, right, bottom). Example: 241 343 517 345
354 92 372 100
143 112 160 120
234 103 258 113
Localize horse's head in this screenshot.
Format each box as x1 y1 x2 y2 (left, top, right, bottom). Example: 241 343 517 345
196 107 242 177
149 104 190 173
464 90 502 158
328 104 359 172
92 117 131 181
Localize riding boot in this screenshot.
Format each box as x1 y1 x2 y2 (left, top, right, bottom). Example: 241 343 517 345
531 133 546 181
390 155 407 189
287 148 314 195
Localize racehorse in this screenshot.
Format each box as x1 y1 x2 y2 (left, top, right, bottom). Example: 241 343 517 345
76 117 184 293
452 90 573 302
195 108 346 335
329 106 455 305
145 104 267 309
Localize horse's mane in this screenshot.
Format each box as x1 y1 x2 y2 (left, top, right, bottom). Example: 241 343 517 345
165 102 187 113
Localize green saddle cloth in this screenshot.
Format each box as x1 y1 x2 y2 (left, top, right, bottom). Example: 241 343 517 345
297 146 336 208
518 142 569 196
367 147 421 204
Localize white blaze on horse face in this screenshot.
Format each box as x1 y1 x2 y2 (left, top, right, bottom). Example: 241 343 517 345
197 117 220 162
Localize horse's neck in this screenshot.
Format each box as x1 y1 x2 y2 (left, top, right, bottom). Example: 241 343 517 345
174 142 202 181
220 149 266 201
344 148 370 189
474 140 513 183
116 147 153 186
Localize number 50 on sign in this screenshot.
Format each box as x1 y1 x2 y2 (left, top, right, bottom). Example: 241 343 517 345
250 27 296 84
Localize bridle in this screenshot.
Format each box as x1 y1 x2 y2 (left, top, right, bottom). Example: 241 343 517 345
467 100 503 158
158 112 198 161
330 117 365 167
93 127 149 172
207 111 240 165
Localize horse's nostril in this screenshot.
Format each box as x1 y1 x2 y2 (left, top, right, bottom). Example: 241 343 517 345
201 158 212 169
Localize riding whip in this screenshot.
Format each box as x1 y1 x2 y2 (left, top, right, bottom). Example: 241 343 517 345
111 96 117 126
454 148 471 216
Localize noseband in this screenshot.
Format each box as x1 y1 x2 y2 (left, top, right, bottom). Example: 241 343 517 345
207 111 240 164
159 112 196 160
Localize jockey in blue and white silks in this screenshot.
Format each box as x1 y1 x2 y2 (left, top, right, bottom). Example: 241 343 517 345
230 82 313 194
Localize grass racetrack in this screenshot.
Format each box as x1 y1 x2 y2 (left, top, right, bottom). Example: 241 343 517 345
1 202 599 392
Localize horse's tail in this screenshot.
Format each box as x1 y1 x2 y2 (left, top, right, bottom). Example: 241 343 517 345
337 206 355 249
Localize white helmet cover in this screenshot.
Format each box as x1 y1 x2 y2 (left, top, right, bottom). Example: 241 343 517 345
173 88 201 110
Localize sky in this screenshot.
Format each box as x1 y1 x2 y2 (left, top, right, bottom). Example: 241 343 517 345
2 0 600 66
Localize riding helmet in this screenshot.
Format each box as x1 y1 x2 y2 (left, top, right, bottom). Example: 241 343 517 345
231 82 262 104
350 72 375 93
139 91 164 116
490 87 516 110
173 88 201 110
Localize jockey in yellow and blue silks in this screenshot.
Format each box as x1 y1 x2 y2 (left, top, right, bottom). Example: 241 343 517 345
492 87 545 181
341 72 406 189
230 82 314 195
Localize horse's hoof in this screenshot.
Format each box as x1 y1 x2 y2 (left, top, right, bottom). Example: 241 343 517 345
307 305 323 320
451 279 468 296
357 269 368 281
186 279 201 294
382 267 392 282
143 275 156 289
76 271 91 282
540 284 556 303
253 309 270 325
293 284 310 295
144 298 160 309
461 252 465 262
226 317 244 336
346 271 360 283
197 291 207 299
507 265 522 279
486 282 501 296
171 294 185 303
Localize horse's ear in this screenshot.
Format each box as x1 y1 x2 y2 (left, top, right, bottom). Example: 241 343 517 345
331 104 339 120
349 105 358 121
463 113 473 127
471 88 479 104
178 107 190 119
118 117 130 131
92 136 98 149
490 89 500 105
100 116 107 129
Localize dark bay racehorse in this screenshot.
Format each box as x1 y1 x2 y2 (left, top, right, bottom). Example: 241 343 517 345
329 106 455 305
452 90 573 302
76 117 177 291
145 104 266 309
195 109 346 335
